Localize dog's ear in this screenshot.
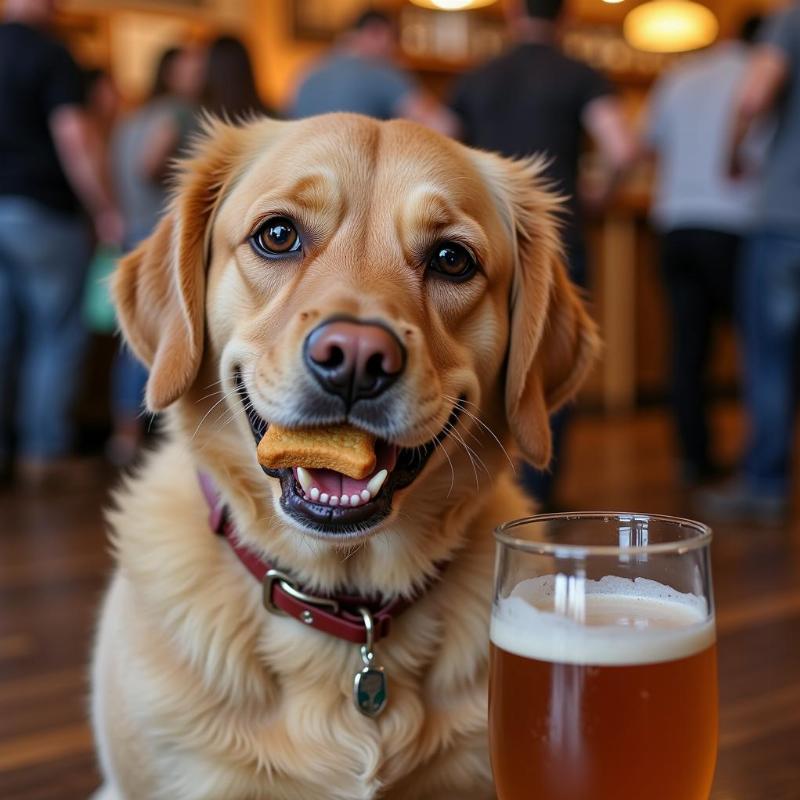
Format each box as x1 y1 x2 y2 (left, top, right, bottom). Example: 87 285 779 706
112 119 244 411
483 154 601 468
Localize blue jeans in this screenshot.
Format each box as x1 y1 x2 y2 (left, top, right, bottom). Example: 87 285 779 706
0 197 91 459
739 231 800 499
112 344 148 419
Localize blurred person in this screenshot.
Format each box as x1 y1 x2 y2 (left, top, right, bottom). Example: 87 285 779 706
291 10 457 135
702 2 800 524
202 35 272 120
84 68 121 146
0 0 120 485
643 16 763 489
450 0 636 509
108 45 204 465
84 68 122 211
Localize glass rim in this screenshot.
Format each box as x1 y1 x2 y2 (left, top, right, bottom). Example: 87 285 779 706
494 511 713 557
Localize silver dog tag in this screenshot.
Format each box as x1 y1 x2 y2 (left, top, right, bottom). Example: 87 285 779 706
353 646 388 717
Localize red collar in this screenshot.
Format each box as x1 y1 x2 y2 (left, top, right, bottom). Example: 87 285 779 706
197 471 444 646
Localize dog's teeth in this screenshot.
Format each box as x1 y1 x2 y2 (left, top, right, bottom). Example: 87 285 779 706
360 489 371 502
320 493 329 505
366 469 388 497
329 495 339 507
340 494 350 506
297 467 313 494
350 494 360 506
310 487 320 502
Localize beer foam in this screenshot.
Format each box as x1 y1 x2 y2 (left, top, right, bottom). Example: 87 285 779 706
491 575 715 666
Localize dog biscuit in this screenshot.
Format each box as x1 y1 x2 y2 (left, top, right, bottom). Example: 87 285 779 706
257 424 376 479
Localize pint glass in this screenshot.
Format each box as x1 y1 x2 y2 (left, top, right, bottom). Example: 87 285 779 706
490 513 717 800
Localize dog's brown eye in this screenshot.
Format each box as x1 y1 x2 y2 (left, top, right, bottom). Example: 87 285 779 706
428 243 477 281
252 217 301 256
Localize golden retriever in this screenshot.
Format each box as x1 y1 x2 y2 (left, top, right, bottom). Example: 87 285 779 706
91 113 598 800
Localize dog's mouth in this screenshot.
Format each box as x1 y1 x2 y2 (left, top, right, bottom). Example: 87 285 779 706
235 372 462 538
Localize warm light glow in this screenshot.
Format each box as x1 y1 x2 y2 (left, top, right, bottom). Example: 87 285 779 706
624 1 718 53
602 0 626 4
409 0 498 10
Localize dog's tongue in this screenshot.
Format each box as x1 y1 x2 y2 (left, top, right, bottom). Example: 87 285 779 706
294 441 398 507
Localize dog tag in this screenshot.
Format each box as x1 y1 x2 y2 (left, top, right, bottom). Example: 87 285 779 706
353 646 388 717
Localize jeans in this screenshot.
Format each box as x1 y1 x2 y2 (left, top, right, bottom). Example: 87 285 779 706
739 230 800 499
661 228 740 473
111 344 148 419
0 197 91 459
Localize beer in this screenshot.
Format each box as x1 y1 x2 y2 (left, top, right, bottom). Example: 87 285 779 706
489 577 717 800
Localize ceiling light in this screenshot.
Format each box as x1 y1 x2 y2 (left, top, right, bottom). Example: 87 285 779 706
624 1 718 53
409 0 498 10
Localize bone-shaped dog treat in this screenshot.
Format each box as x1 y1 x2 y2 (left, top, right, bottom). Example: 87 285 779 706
257 424 377 480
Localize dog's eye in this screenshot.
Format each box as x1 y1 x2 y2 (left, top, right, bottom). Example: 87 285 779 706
251 217 301 257
428 243 477 281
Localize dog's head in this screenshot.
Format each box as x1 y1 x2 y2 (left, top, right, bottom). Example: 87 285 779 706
114 115 598 553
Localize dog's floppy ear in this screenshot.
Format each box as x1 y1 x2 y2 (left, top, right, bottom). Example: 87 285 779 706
484 154 601 468
112 119 244 411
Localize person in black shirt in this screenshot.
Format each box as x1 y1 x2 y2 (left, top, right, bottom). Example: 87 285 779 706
0 0 120 485
451 0 635 509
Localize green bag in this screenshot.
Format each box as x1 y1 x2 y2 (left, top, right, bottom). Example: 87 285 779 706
83 245 120 334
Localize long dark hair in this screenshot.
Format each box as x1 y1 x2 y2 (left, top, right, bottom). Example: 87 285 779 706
523 0 564 21
150 47 181 100
202 36 267 120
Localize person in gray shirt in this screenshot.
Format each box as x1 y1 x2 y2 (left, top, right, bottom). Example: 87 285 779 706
644 16 762 488
291 10 456 136
702 2 800 524
113 47 202 246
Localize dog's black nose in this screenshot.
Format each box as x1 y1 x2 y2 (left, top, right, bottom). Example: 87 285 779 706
304 319 405 406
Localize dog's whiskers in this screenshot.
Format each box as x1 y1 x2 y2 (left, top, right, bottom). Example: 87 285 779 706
440 420 486 491
214 401 252 439
442 393 516 474
197 362 257 397
195 361 258 405
198 396 256 451
192 365 269 447
420 418 456 498
191 386 244 442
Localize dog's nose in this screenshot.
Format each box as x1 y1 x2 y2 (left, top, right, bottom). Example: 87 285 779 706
304 319 405 406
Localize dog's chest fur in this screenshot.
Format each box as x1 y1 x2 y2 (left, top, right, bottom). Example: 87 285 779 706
98 441 525 799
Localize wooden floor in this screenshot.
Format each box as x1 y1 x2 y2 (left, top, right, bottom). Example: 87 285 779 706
1 404 799 799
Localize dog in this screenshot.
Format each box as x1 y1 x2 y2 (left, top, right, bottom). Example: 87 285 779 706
91 113 599 800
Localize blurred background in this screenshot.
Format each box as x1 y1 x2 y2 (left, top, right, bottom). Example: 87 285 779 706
0 0 786 469
1 0 799 798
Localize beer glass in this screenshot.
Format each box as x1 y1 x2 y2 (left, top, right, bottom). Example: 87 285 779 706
490 513 717 800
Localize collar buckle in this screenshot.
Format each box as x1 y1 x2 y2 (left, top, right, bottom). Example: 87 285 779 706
263 568 341 616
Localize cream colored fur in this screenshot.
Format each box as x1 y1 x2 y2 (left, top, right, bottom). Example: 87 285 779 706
91 114 598 799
